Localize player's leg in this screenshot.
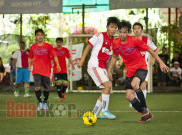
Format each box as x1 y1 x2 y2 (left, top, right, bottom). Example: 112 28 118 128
54 73 64 101
23 68 31 97
60 73 69 99
42 76 51 110
140 81 147 98
14 68 23 97
131 69 153 122
33 74 43 111
88 67 115 119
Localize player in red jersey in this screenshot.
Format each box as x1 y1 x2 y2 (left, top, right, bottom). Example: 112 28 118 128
127 22 159 108
108 20 168 122
53 37 75 102
28 29 61 111
78 17 120 119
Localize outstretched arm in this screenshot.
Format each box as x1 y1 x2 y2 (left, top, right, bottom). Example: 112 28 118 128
77 44 92 68
107 55 118 81
148 48 169 73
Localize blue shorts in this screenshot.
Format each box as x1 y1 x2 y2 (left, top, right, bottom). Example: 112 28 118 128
16 68 30 83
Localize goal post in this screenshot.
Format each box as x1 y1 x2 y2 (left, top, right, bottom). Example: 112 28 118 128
66 33 154 93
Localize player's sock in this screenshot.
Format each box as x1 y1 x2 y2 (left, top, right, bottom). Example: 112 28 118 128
135 88 147 108
143 89 147 98
35 90 42 103
93 100 102 115
101 93 110 112
62 85 68 93
43 91 49 103
25 87 29 94
130 98 143 113
15 87 19 92
56 85 62 98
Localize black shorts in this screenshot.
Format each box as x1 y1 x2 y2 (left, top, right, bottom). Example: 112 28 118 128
33 74 50 89
125 69 148 90
54 73 68 82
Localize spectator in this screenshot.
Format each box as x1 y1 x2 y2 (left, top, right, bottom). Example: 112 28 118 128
9 51 16 87
171 52 182 68
157 47 169 86
13 41 31 97
0 57 5 83
168 61 182 86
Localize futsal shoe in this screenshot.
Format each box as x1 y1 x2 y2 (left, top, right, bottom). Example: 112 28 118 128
100 110 116 119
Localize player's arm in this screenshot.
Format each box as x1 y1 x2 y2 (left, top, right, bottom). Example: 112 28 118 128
68 58 75 70
150 49 159 65
147 48 169 73
77 44 92 68
28 58 32 72
108 55 118 81
53 56 61 72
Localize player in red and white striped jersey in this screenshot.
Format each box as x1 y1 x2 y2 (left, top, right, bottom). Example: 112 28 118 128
78 17 119 119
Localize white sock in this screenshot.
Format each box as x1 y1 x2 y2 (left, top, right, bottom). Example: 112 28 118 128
135 90 147 99
101 94 110 112
92 100 102 115
143 90 147 98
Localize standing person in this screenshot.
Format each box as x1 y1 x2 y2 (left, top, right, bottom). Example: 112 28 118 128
127 22 158 107
28 29 61 111
13 42 31 97
53 37 75 102
157 47 169 86
10 52 16 88
78 17 119 119
0 57 5 83
108 20 168 122
171 52 182 68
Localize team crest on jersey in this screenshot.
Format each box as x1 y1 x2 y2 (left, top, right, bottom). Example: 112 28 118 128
102 47 112 55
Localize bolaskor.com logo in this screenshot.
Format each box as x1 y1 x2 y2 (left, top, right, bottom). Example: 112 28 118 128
6 100 90 118
0 0 4 8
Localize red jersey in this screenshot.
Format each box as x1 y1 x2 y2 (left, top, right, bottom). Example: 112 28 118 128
113 36 150 77
29 42 57 78
53 47 71 73
87 32 113 69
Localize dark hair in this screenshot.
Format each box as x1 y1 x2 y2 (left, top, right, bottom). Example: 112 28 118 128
162 47 167 50
118 20 131 32
56 37 63 42
35 29 44 35
107 17 120 26
133 22 143 30
19 41 25 45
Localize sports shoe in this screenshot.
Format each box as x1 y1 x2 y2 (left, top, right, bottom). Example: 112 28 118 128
58 98 64 102
43 103 49 111
96 113 107 119
129 103 133 108
14 91 19 97
138 112 153 122
62 93 66 99
37 102 43 111
100 110 116 119
23 93 31 98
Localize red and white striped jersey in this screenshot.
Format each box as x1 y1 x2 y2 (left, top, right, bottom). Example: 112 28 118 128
87 32 113 69
13 49 29 68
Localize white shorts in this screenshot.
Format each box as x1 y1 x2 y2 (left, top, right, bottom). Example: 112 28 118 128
87 67 109 88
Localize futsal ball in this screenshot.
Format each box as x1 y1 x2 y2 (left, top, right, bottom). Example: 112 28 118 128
82 112 97 126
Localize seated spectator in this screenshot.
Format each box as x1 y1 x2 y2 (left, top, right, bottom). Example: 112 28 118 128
168 61 182 86
171 52 182 68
